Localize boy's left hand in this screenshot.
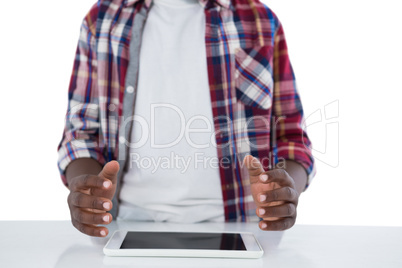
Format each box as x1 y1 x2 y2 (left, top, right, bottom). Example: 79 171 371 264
243 155 299 231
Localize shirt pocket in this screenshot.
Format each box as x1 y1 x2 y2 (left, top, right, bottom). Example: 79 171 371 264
234 45 274 110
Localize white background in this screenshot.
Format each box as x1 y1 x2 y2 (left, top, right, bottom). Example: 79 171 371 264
0 0 401 226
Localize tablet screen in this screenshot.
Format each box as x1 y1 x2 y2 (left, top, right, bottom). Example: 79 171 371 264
120 232 247 250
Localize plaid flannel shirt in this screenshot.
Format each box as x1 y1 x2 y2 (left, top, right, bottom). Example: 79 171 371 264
57 0 316 221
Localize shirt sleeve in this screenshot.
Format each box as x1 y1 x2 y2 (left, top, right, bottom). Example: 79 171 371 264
271 19 317 190
57 7 106 187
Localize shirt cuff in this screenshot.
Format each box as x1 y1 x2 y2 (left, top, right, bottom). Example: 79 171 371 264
57 141 106 187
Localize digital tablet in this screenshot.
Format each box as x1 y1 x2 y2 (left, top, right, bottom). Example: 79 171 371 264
103 230 264 258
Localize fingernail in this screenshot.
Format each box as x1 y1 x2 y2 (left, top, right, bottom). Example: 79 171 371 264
103 202 111 210
259 208 265 216
260 174 268 182
103 181 111 188
259 195 266 202
100 230 106 236
103 215 110 222
261 222 268 229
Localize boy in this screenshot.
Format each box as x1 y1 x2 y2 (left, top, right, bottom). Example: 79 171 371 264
58 0 316 237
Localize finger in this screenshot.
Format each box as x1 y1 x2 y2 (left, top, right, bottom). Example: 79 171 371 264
259 217 296 231
259 169 295 188
98 161 120 184
89 185 115 198
257 203 296 218
71 219 109 237
243 155 265 183
257 187 298 205
68 192 113 211
71 208 112 225
70 174 112 192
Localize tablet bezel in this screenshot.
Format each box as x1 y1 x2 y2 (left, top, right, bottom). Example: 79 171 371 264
103 230 264 258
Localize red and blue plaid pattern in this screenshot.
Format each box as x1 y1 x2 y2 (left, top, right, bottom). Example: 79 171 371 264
58 0 316 222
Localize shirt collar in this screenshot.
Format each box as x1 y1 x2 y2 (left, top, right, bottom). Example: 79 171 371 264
124 0 231 10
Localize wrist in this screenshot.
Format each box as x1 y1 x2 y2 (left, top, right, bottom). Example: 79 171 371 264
282 160 308 196
65 158 103 188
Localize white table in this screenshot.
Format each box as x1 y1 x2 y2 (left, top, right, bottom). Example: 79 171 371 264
0 221 401 268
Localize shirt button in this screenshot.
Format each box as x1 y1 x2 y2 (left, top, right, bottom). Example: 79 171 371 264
119 136 126 144
126 86 134 93
108 104 116 111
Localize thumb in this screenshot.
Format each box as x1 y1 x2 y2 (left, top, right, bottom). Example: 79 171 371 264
98 160 120 184
243 155 265 183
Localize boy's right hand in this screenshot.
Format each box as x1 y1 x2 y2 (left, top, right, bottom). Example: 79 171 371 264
67 161 119 237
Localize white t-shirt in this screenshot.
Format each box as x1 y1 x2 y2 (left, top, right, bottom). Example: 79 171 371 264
117 0 224 223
